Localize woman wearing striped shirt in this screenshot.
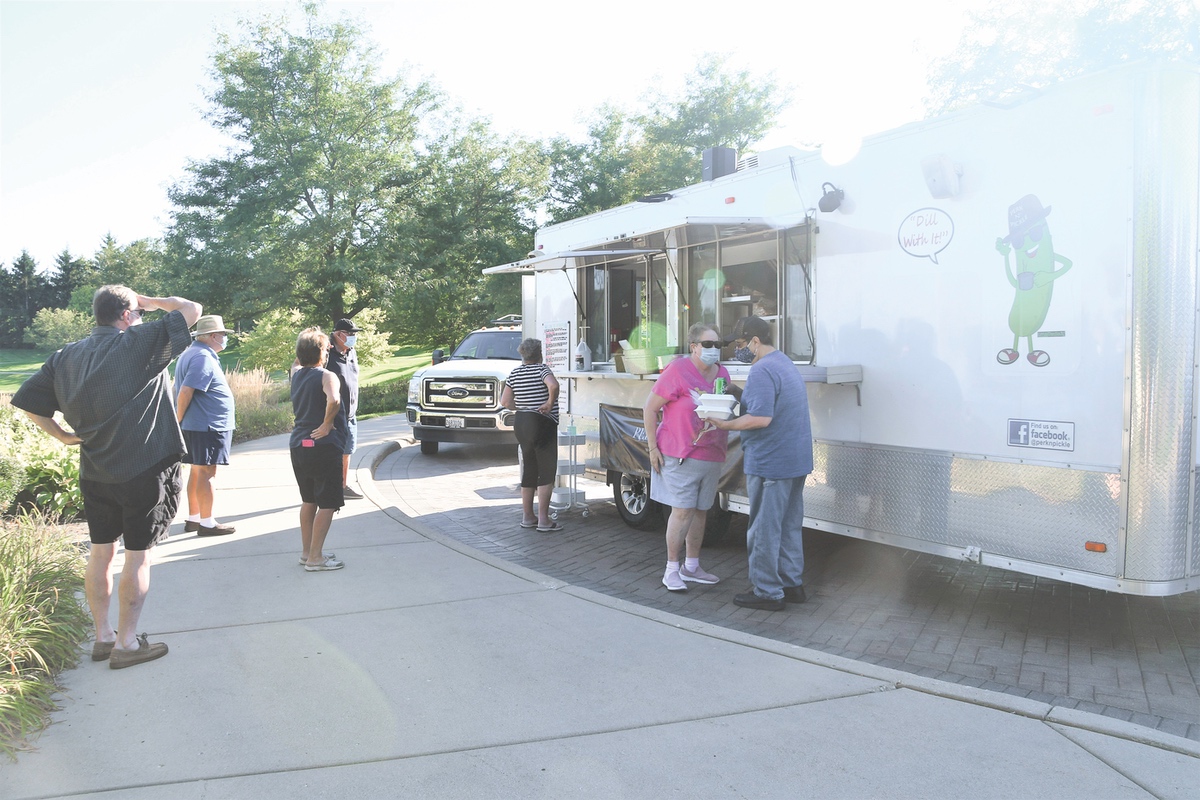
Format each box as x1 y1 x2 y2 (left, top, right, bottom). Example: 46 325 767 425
500 338 562 532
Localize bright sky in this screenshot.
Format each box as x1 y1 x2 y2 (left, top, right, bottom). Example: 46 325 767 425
0 0 989 272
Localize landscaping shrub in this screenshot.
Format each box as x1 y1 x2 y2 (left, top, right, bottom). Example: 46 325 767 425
24 309 93 351
0 403 81 519
13 451 83 522
0 514 89 759
357 379 408 416
226 367 293 444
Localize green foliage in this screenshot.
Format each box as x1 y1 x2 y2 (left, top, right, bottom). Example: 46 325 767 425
18 452 83 522
235 308 307 372
342 307 391 369
546 55 787 223
0 514 89 759
357 379 407 416
389 119 544 347
49 249 94 310
164 4 436 325
0 251 52 348
926 0 1200 113
0 403 84 522
0 405 54 513
225 366 294 444
231 404 294 445
24 308 92 350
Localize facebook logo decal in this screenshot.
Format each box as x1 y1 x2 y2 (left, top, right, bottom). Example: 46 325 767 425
1007 418 1075 451
1009 420 1030 446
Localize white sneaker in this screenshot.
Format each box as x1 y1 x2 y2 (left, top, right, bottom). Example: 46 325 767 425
679 564 720 584
662 571 688 592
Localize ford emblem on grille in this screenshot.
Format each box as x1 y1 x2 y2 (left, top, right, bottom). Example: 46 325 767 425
446 387 471 399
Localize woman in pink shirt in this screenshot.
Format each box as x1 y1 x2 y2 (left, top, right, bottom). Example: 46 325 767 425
643 323 739 592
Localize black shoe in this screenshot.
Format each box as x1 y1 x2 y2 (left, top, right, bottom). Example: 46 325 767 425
343 486 363 499
184 520 201 532
733 592 786 611
783 586 807 604
197 522 236 536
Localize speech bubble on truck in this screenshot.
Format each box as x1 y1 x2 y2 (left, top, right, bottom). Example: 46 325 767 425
898 208 954 264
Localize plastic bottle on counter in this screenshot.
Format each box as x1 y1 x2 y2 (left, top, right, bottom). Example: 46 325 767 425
575 339 592 371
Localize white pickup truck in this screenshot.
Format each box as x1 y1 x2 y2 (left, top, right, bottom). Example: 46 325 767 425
405 316 524 455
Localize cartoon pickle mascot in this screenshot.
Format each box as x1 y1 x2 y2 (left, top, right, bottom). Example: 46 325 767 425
996 194 1072 367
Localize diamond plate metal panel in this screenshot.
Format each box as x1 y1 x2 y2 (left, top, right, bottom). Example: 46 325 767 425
1125 66 1200 581
1193 472 1200 577
808 442 1119 574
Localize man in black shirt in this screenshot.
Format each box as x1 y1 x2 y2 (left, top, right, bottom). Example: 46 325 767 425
12 285 201 668
327 318 362 499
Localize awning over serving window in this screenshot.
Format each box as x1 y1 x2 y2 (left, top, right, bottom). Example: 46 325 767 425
482 249 661 275
481 214 808 276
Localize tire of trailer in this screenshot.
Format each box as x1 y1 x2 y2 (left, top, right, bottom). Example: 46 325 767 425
613 472 663 530
419 440 439 455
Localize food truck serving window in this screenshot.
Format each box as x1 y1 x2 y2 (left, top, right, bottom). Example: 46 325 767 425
581 253 676 363
684 223 814 362
577 222 814 366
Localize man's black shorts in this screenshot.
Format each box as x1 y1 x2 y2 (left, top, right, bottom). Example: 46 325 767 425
182 429 232 466
82 456 182 551
290 444 345 510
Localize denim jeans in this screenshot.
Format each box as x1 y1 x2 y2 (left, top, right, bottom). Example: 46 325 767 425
745 474 807 600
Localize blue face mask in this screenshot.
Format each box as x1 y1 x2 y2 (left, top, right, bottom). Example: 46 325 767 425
344 335 357 348
733 346 754 364
698 346 721 365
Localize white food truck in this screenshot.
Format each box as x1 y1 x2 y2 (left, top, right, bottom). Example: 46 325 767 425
483 61 1200 596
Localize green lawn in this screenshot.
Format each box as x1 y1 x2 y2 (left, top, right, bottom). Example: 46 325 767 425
0 349 47 394
0 345 431 394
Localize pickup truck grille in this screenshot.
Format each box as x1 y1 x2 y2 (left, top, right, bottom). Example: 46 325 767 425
422 379 497 411
417 415 498 429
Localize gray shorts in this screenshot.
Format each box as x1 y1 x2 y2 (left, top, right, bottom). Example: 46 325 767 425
650 456 723 511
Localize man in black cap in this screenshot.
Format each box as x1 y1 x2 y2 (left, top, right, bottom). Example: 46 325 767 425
328 318 362 498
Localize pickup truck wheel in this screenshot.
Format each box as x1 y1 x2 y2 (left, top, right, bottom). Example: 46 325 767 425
419 440 439 455
613 473 663 531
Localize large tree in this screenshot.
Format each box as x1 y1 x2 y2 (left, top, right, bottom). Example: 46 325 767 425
389 119 547 347
0 252 51 346
545 55 787 223
165 4 435 325
48 248 94 311
927 0 1200 113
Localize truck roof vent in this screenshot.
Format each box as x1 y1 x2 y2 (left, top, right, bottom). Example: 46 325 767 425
736 154 759 171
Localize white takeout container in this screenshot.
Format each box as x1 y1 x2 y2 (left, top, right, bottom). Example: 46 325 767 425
696 393 737 409
695 406 735 421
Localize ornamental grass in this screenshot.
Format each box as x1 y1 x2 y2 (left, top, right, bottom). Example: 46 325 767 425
0 513 89 759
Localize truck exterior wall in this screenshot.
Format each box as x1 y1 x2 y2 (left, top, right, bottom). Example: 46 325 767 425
520 63 1199 594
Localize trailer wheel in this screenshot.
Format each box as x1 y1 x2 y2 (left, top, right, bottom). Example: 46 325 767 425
419 440 439 455
613 473 663 530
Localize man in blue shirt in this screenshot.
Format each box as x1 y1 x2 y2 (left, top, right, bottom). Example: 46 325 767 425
711 316 814 611
175 315 237 536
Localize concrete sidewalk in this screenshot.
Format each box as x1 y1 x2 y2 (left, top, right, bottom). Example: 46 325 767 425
1 416 1196 799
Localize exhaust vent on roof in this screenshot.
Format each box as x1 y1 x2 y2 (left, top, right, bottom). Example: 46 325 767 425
736 154 759 172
